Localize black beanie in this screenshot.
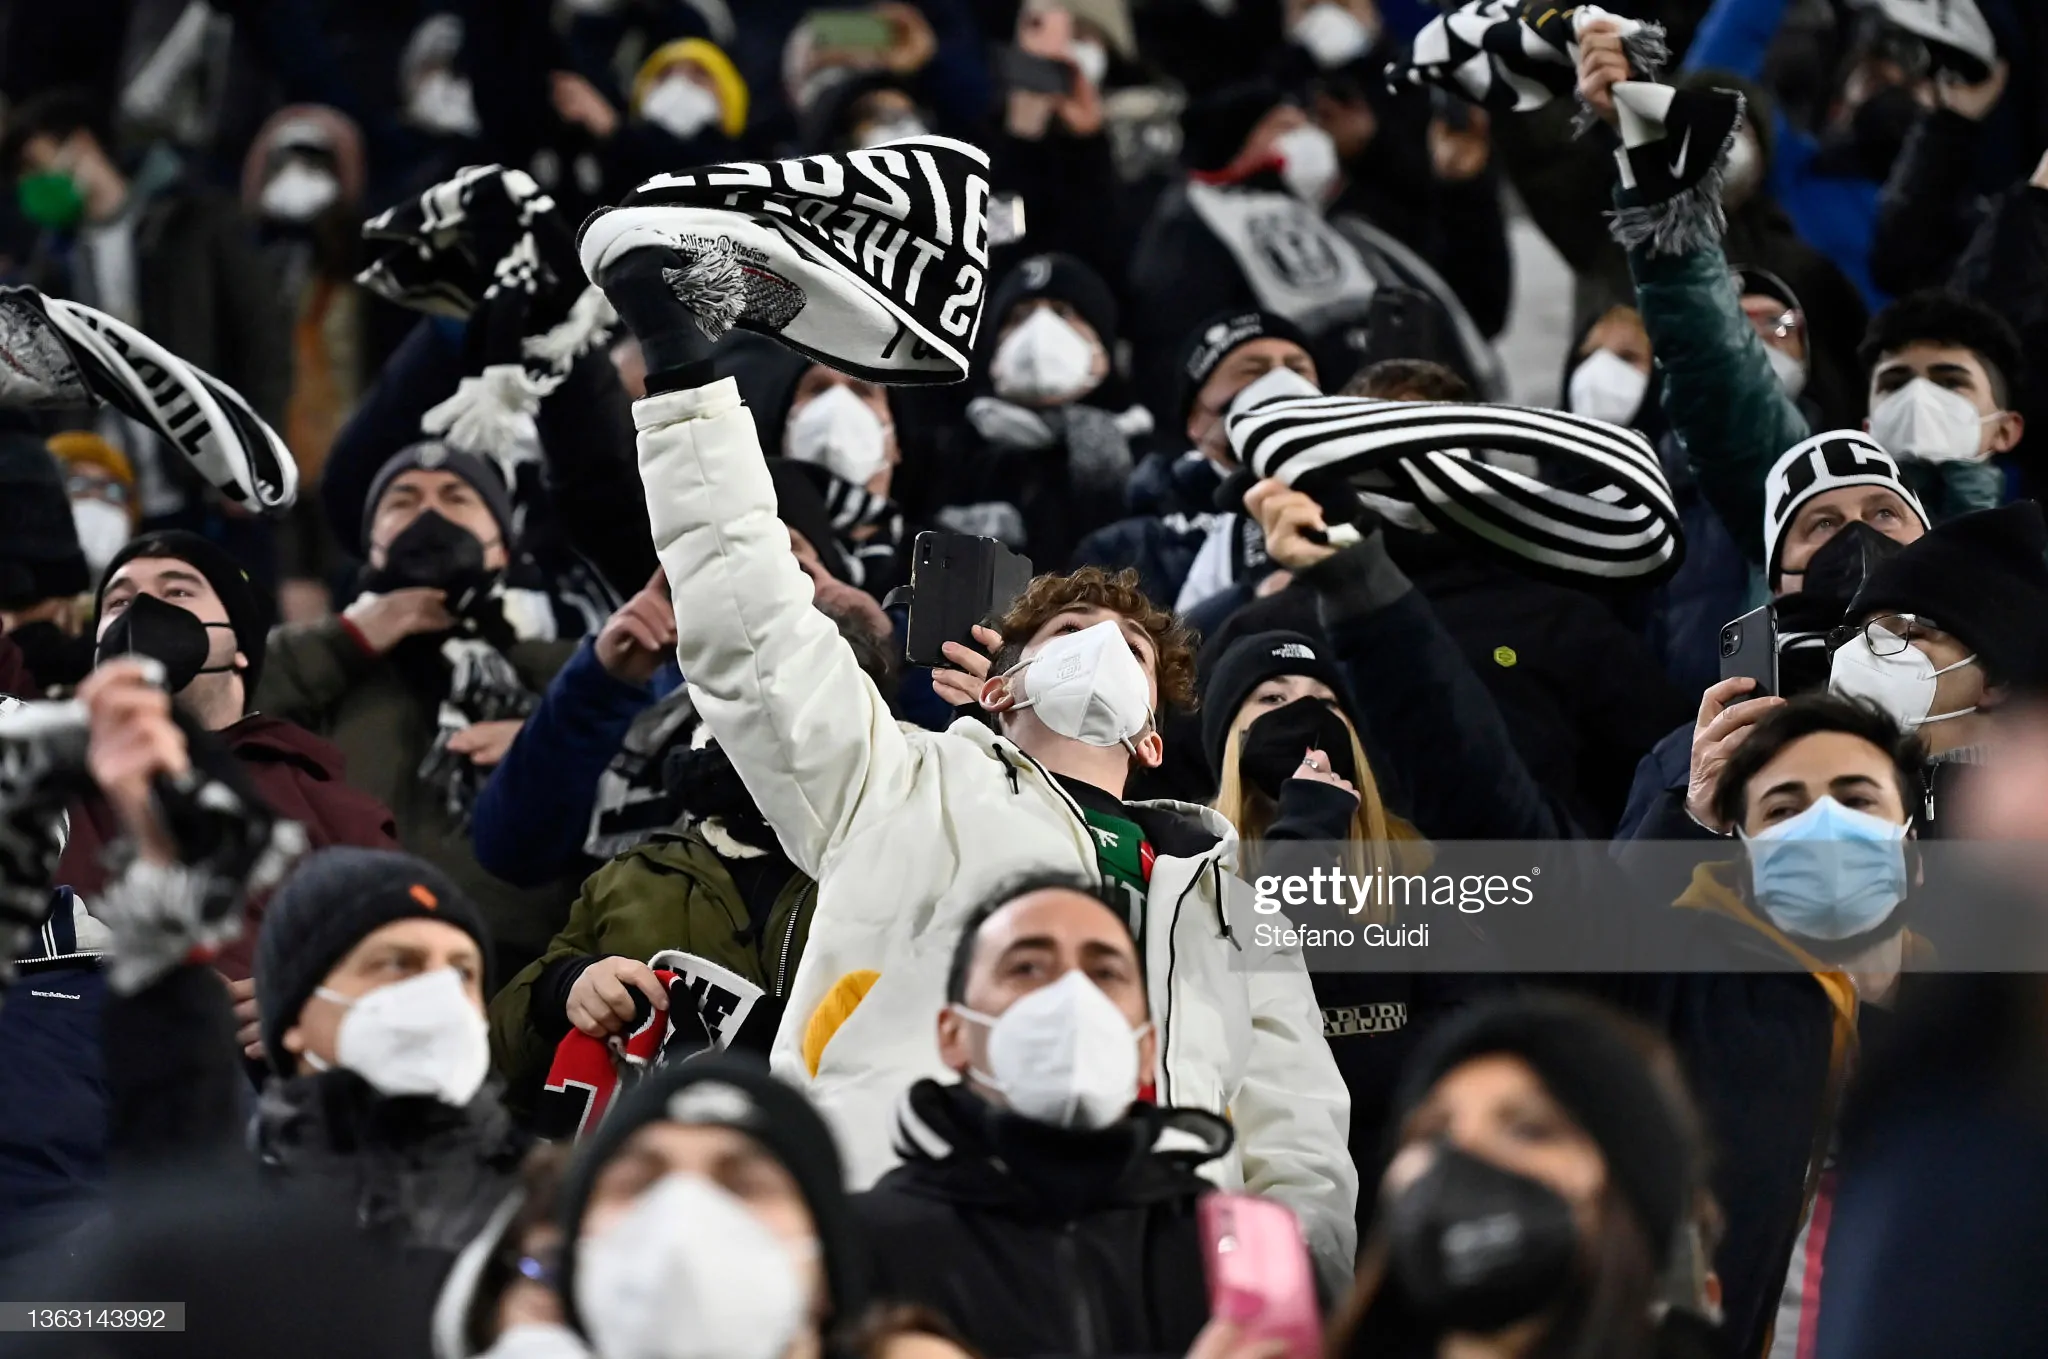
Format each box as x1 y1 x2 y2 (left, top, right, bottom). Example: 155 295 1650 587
94 529 269 700
1846 500 2048 681
0 431 89 609
984 252 1120 356
1181 79 1287 174
558 1054 867 1334
1177 309 1315 426
1391 993 1697 1268
361 441 516 552
1201 630 1350 780
254 847 492 1073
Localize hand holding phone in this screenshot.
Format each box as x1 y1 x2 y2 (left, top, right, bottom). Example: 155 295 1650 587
903 532 1033 670
1717 603 1777 699
1198 1193 1321 1359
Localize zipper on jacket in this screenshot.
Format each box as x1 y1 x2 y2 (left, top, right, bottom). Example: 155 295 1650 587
1056 1222 1099 1357
772 882 814 998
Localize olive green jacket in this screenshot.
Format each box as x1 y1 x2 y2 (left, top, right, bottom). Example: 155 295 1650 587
488 829 817 1107
256 619 581 967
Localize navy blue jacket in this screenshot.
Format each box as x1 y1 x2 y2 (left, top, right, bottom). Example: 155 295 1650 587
0 890 106 1259
473 639 685 890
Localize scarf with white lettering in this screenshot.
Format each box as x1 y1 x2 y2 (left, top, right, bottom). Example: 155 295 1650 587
0 287 296 512
1227 394 1682 582
1390 0 1666 120
576 137 994 383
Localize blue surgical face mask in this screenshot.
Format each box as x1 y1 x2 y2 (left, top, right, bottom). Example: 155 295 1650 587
1739 795 1911 943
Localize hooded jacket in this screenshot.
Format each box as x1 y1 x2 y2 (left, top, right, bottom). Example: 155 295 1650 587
633 376 1356 1281
54 713 399 979
488 827 817 1115
854 1080 1229 1359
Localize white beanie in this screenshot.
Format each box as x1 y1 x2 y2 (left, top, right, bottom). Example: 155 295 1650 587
1763 430 1928 582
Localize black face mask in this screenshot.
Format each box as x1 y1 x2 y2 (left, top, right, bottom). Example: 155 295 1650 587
1801 519 1902 604
96 593 237 693
1387 1143 1581 1335
1239 696 1358 800
364 510 497 609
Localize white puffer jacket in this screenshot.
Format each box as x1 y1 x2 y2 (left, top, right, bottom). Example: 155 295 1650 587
634 378 1357 1278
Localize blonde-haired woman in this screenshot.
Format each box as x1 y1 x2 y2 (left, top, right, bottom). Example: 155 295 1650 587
1201 627 1426 899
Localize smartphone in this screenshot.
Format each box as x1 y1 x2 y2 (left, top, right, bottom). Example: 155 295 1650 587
807 10 896 53
1718 603 1778 698
1001 45 1076 96
1199 1193 1321 1359
903 531 1034 670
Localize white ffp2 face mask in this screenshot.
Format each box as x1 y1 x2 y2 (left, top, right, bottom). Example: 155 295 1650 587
998 619 1153 751
786 383 889 485
642 76 722 141
306 967 490 1106
1274 123 1341 206
990 307 1101 407
954 969 1148 1129
576 1174 811 1359
1566 349 1649 427
1869 377 1997 465
1291 2 1374 68
1829 632 1979 728
1069 38 1109 89
260 161 340 222
71 499 131 576
1766 343 1808 399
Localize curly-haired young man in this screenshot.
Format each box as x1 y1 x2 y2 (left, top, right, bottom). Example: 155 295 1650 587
598 252 1357 1286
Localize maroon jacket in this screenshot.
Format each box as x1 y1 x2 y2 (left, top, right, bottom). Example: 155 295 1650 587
57 713 399 978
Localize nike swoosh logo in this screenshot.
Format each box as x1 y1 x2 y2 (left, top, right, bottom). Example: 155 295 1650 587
1668 128 1692 178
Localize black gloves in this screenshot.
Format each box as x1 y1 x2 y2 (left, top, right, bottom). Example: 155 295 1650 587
597 247 721 395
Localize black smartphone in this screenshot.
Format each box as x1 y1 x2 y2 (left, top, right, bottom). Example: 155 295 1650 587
1001 46 1075 96
903 532 1034 670
1363 286 1439 366
1718 603 1778 698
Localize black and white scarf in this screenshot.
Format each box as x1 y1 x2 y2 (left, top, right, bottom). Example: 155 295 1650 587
576 137 995 384
0 287 296 513
1391 1 1667 118
1227 394 1682 583
585 685 700 861
358 164 619 454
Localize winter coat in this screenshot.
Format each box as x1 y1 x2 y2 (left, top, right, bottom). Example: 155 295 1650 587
256 619 581 973
1628 215 2002 573
25 146 291 429
1379 528 1688 837
54 713 399 980
635 376 1357 1280
0 891 108 1258
1072 452 1231 608
488 828 817 1114
472 639 687 891
1582 861 1864 1359
253 1070 527 1258
854 1080 1227 1359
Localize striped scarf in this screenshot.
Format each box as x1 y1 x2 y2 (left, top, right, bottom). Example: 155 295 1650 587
0 288 296 514
1226 394 1682 582
1391 0 1667 121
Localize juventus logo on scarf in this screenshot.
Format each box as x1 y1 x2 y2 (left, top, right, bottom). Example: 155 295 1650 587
1228 393 1683 583
0 287 296 513
577 137 994 383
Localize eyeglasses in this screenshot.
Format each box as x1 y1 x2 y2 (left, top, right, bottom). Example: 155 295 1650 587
1828 612 1939 657
1745 307 1801 342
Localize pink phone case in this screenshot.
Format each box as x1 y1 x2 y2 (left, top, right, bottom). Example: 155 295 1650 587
1198 1192 1322 1359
